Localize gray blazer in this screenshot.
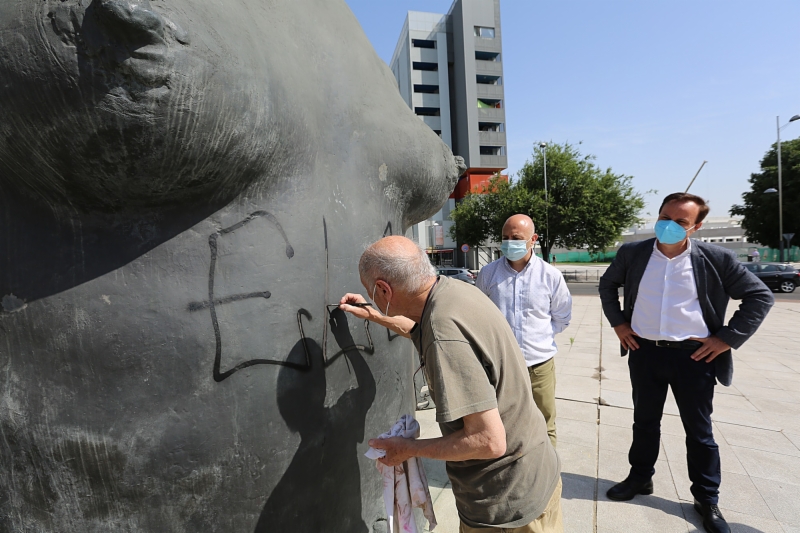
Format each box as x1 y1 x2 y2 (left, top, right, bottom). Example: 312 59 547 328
598 238 774 386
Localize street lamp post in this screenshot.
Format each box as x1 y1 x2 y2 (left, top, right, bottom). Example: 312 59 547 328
776 114 800 262
539 142 549 263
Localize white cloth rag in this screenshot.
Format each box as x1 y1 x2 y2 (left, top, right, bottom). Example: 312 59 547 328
365 414 437 532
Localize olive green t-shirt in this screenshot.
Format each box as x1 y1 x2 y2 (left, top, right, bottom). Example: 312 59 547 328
410 276 561 528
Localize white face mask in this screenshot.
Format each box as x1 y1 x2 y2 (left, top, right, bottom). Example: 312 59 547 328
371 283 391 317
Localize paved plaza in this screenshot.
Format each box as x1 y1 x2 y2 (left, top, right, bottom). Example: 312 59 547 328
419 295 800 532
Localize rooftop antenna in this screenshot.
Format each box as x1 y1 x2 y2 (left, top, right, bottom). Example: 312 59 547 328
684 161 708 193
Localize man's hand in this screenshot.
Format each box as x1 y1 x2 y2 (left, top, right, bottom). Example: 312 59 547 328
368 436 416 467
689 335 731 363
613 322 640 351
339 293 373 320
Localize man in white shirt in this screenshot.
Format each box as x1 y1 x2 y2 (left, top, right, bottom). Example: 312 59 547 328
598 193 774 533
476 214 572 448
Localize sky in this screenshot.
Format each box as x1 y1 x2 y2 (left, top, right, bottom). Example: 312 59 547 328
344 0 800 219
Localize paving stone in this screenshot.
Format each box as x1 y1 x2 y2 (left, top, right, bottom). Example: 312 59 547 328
681 502 785 533
559 441 598 478
599 378 632 393
559 418 600 450
711 393 759 411
559 365 602 379
749 476 800 527
711 406 782 431
557 376 601 403
599 405 633 429
597 480 689 533
734 383 799 402
732 446 800 486
715 422 800 458
784 432 800 452
599 389 634 409
598 423 633 452
556 398 599 424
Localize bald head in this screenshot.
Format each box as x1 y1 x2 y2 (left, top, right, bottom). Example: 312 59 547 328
359 236 437 294
502 214 536 241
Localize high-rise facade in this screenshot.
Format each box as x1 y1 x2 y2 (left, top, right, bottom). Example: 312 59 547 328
390 0 506 269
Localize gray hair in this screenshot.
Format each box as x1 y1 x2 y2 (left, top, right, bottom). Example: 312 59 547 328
359 239 437 294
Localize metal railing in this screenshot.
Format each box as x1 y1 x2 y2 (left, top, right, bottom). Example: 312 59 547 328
559 269 603 282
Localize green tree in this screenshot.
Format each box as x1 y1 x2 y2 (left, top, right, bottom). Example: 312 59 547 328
730 137 800 249
450 142 645 262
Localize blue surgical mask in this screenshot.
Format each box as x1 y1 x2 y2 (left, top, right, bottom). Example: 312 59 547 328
655 220 695 245
501 240 529 261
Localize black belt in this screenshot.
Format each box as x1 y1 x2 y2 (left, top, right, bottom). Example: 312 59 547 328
636 337 702 351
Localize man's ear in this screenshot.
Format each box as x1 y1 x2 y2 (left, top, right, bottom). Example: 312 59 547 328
376 279 392 298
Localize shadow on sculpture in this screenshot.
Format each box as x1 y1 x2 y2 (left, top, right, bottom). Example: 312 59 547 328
255 310 376 532
0 185 230 308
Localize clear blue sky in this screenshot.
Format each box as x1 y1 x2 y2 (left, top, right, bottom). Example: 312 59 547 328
344 0 800 218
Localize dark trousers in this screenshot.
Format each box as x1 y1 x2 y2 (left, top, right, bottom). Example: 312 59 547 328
627 342 721 504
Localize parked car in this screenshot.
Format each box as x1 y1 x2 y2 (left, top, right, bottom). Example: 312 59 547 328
437 267 476 285
743 262 799 293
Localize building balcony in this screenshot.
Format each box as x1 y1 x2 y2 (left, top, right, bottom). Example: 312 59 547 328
478 107 505 121
479 131 506 145
411 47 440 64
421 115 442 130
412 69 441 86
479 154 508 169
413 92 441 108
476 84 504 99
474 36 502 53
475 60 503 75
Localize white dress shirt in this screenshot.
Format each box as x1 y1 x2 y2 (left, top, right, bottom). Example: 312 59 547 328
476 255 572 366
631 240 710 341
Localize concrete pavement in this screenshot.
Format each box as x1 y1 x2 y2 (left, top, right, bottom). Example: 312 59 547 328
419 295 800 532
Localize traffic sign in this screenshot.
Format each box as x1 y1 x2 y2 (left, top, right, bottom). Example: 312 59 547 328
784 233 795 242
460 244 470 253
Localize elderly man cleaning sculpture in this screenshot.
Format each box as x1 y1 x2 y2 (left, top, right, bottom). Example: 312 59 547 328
477 214 571 448
599 192 774 533
340 236 563 532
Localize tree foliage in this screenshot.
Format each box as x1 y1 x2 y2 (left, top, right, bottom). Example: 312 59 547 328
450 142 645 261
730 137 800 248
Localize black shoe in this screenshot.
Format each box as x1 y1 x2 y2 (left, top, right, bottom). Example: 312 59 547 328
606 477 654 501
693 500 730 533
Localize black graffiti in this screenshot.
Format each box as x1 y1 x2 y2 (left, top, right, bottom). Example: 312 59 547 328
198 212 295 382
191 214 393 381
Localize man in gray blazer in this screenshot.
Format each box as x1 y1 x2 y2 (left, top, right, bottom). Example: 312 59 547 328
599 192 774 533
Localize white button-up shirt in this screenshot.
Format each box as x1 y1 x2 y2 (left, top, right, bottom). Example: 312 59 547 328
476 255 572 366
631 240 710 341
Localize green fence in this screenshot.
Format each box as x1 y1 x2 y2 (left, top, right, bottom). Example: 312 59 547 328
537 246 800 264
742 246 800 263
535 250 618 263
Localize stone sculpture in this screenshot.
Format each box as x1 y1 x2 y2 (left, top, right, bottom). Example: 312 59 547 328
0 0 463 530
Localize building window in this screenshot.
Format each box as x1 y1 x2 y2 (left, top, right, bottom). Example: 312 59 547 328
477 98 502 109
474 26 495 39
478 122 504 132
415 107 440 116
412 61 438 71
412 39 436 49
476 75 501 85
414 84 440 94
475 50 500 61
480 146 506 156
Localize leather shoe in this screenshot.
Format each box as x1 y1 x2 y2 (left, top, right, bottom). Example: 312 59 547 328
694 500 730 533
606 477 654 501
